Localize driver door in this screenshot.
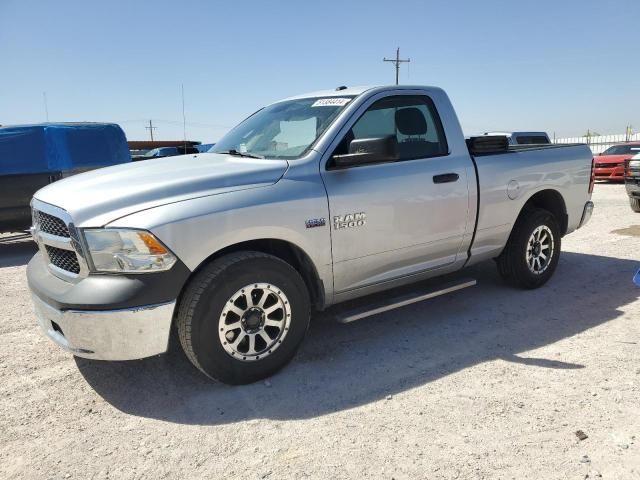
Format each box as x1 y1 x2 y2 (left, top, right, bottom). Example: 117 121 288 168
321 93 471 294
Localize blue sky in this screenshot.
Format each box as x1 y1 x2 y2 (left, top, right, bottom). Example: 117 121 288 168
1 0 638 142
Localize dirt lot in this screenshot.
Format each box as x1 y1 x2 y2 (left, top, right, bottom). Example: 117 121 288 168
0 184 638 480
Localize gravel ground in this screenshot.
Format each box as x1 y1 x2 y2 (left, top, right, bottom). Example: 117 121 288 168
1 184 639 480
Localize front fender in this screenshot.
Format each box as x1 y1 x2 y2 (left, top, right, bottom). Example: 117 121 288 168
108 178 333 303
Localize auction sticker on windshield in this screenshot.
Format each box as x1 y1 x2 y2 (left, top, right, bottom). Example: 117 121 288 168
312 98 351 107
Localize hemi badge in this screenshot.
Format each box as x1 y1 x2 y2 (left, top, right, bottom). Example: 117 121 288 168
305 218 326 229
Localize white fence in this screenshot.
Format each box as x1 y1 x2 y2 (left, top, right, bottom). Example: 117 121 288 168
553 132 640 154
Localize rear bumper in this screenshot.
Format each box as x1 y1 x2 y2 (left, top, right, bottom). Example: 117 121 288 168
31 293 175 360
578 201 594 229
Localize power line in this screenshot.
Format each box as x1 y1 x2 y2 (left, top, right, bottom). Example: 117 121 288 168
115 118 231 129
383 47 410 85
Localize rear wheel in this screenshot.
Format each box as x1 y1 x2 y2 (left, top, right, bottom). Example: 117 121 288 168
630 197 640 213
176 251 310 384
496 208 561 289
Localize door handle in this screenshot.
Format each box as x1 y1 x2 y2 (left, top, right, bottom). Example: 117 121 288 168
433 173 459 184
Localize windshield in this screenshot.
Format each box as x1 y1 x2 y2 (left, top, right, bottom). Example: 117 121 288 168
209 96 355 159
602 145 640 155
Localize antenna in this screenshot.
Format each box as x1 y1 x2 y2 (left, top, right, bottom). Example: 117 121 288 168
181 84 187 151
383 47 410 85
43 92 49 122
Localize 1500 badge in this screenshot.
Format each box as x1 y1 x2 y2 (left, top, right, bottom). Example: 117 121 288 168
334 212 367 230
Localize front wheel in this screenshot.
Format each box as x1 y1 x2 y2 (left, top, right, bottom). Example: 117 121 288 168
630 197 640 213
176 251 310 384
496 208 561 289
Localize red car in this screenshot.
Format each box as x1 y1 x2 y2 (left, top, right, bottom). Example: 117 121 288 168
594 142 640 181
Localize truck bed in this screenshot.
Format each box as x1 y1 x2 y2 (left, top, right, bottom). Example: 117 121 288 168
467 142 593 264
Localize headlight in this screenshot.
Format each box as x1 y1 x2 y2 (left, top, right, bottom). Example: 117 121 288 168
83 229 177 273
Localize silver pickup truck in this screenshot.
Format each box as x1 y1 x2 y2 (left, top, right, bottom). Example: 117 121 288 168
27 85 594 384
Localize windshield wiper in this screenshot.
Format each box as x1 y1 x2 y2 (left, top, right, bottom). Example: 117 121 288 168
217 149 264 159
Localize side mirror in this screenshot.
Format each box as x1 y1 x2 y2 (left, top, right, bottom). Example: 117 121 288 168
332 136 398 168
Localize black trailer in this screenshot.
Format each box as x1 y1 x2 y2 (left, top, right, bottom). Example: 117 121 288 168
0 123 131 233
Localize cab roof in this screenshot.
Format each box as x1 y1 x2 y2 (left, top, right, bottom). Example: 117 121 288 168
279 85 443 102
279 86 376 102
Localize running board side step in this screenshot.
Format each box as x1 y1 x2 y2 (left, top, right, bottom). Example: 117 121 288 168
333 279 477 324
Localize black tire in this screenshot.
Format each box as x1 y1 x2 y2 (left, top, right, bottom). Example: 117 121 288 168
630 197 640 213
496 208 561 289
176 251 310 384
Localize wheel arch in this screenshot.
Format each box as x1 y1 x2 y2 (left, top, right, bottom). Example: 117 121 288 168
177 238 326 314
518 188 568 236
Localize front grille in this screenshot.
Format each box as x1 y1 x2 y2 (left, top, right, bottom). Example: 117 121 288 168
35 210 70 238
595 163 613 169
45 245 80 274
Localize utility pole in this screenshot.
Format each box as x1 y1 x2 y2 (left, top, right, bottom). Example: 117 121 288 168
145 119 156 141
585 129 592 145
383 47 410 85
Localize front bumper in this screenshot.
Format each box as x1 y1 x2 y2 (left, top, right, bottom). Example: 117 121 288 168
31 293 175 360
594 166 624 180
27 251 190 361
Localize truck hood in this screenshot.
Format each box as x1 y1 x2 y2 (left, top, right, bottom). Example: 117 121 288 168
34 153 289 227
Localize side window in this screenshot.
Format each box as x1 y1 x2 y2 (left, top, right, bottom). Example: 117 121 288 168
515 135 549 145
352 108 395 138
332 95 448 163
